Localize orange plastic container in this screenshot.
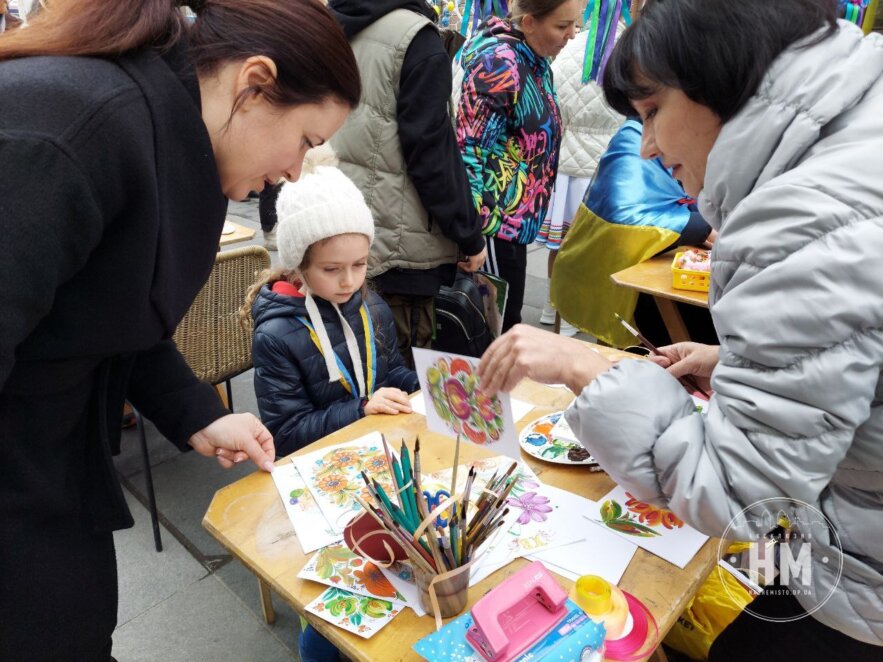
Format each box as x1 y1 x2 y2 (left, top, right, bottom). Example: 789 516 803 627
671 251 710 293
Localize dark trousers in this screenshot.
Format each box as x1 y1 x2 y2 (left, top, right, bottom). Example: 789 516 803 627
709 586 881 661
484 236 527 333
258 181 282 232
0 516 117 661
381 293 435 369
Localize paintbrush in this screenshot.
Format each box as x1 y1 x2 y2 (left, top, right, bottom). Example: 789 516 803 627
449 433 461 498
615 313 711 398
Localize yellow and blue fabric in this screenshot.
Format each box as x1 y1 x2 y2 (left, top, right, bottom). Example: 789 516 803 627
550 119 694 347
295 302 377 399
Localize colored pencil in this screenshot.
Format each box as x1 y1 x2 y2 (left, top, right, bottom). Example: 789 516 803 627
400 440 419 528
380 433 398 505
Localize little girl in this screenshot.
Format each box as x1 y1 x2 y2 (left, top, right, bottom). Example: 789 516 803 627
248 149 419 459
247 151 418 662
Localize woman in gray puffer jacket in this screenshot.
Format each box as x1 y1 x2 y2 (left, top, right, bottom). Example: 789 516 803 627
478 0 882 657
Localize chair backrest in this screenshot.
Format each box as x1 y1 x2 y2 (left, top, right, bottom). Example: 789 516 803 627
173 245 271 384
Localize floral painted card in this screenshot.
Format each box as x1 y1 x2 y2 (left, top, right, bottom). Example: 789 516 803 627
271 460 341 554
292 432 397 535
298 543 411 607
412 348 520 459
305 586 401 639
589 485 708 568
380 561 427 617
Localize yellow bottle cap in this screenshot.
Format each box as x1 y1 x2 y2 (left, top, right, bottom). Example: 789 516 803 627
574 575 612 616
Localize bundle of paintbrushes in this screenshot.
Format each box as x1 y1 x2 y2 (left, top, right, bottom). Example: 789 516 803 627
352 433 516 578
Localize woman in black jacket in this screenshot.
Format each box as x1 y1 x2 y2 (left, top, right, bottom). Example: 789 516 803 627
0 0 359 659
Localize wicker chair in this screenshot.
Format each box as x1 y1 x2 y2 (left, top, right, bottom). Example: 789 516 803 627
137 244 271 552
173 245 271 407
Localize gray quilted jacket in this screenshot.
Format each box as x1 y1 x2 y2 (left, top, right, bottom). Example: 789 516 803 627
566 21 883 644
552 28 622 179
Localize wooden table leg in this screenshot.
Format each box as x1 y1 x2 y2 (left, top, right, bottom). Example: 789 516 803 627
214 383 229 409
654 297 691 343
258 577 276 625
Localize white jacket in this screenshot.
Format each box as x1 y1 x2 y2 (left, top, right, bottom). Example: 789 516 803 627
552 29 622 179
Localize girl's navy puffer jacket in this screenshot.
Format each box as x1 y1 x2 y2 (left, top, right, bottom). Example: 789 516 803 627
252 283 419 456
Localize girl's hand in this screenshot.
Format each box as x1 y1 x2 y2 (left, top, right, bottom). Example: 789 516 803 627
189 413 276 472
649 342 719 392
364 387 413 416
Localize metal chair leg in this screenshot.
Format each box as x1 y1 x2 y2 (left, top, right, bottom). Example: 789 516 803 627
225 379 234 412
133 407 163 552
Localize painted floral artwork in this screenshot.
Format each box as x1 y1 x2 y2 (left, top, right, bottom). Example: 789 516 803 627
306 586 400 639
298 543 409 605
271 461 341 554
292 433 397 534
590 485 708 568
413 348 521 459
425 355 504 444
599 492 685 537
519 412 596 465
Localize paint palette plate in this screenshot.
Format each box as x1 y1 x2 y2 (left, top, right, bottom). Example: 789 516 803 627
518 412 598 466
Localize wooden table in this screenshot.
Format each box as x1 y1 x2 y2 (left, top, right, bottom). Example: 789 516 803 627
219 219 256 247
203 346 717 661
610 251 708 343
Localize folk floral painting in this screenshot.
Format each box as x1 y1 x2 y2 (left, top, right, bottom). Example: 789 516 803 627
589 485 709 568
413 348 520 459
292 432 397 535
305 586 401 639
271 461 341 554
298 543 411 607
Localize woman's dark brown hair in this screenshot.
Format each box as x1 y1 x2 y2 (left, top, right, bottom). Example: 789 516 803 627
0 0 361 110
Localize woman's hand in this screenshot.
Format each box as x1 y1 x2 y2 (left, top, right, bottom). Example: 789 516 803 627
189 413 276 472
648 342 719 393
477 324 614 395
364 387 413 416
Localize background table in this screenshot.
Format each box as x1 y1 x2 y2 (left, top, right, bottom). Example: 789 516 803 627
219 219 256 247
204 347 718 661
610 251 708 343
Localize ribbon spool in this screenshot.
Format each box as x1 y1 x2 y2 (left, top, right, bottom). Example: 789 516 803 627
572 576 660 661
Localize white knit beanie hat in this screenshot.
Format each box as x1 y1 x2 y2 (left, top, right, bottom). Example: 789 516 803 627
276 145 375 271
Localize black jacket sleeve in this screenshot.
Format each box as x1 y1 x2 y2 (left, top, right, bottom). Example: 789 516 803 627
253 330 362 457
397 27 485 257
126 340 229 450
677 211 713 247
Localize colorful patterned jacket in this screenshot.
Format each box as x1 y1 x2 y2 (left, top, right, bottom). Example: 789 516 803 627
456 17 562 245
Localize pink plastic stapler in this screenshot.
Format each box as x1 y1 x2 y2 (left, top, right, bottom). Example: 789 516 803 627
466 561 568 662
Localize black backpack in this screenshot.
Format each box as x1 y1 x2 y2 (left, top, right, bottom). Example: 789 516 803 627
432 272 493 357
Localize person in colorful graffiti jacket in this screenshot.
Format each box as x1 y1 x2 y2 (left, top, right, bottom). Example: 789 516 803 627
456 0 580 331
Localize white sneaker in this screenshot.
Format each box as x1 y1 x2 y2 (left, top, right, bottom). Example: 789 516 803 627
539 301 556 325
263 228 277 251
559 319 578 337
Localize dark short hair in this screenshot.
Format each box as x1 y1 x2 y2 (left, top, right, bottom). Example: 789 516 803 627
602 0 838 121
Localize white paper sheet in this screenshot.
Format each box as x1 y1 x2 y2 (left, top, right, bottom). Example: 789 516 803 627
305 586 402 639
527 518 638 585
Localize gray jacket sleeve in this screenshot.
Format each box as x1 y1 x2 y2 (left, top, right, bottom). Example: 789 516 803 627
565 190 883 538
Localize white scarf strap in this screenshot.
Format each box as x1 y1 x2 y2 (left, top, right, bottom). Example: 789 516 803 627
302 287 367 398
332 301 366 398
